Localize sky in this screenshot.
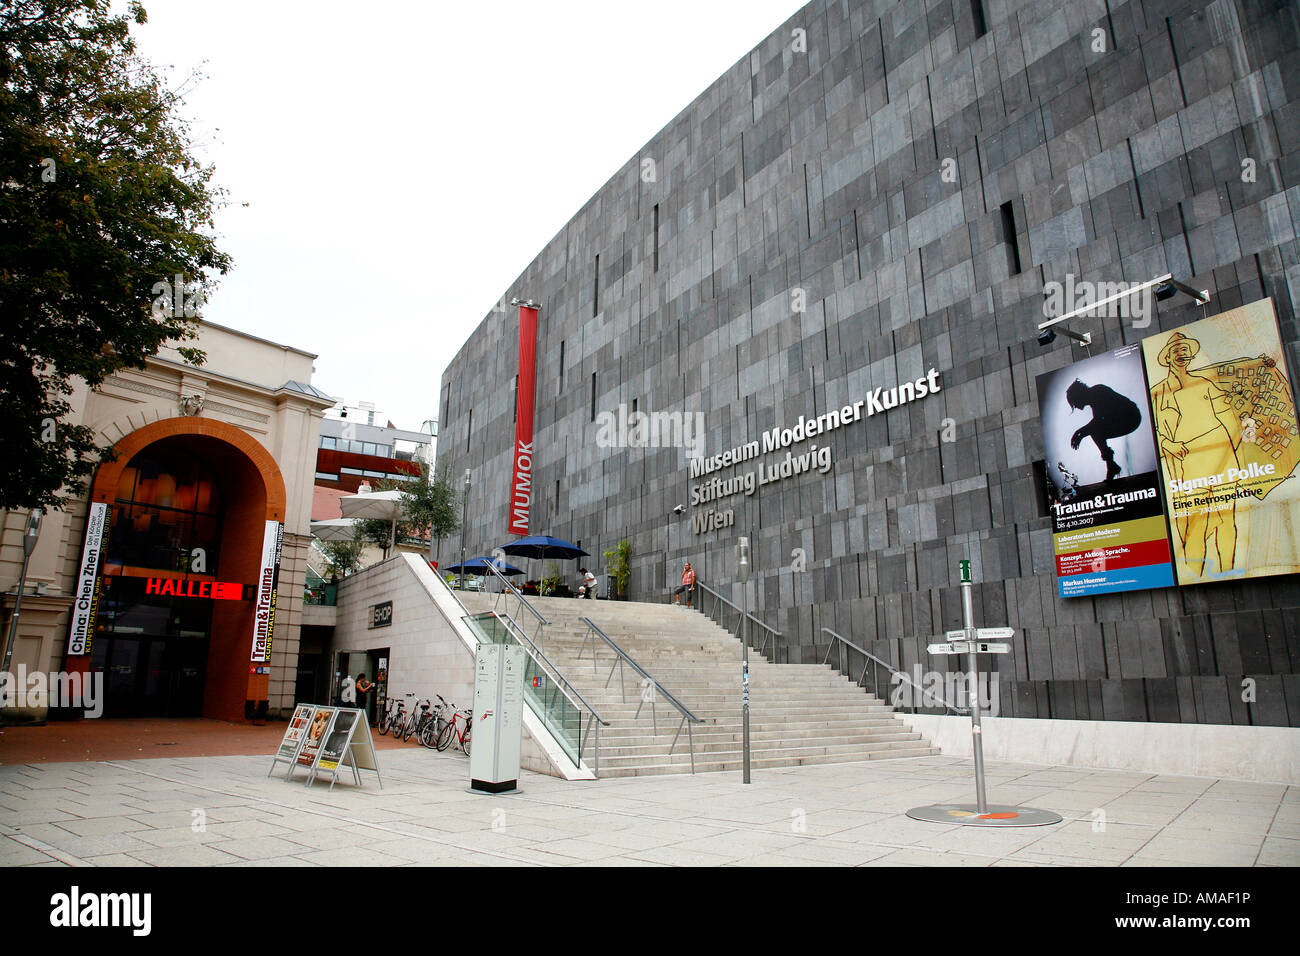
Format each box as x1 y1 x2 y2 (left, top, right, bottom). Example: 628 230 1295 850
129 0 803 431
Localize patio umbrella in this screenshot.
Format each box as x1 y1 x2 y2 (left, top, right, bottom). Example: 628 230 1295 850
500 535 590 585
339 488 404 553
443 557 524 575
500 535 588 560
309 518 360 541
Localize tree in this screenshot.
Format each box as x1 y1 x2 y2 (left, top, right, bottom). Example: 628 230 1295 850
0 1 231 511
321 539 363 579
354 460 460 560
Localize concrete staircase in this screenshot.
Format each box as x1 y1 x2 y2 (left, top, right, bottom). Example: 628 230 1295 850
458 593 938 777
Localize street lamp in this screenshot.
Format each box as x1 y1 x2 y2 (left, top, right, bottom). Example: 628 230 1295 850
736 535 751 784
2 510 43 676
459 469 471 591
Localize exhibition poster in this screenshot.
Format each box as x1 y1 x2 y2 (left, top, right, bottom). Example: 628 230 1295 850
1036 343 1175 597
1140 298 1300 585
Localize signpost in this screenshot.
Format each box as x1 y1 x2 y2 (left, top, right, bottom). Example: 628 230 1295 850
907 559 1063 829
469 643 525 794
736 536 752 785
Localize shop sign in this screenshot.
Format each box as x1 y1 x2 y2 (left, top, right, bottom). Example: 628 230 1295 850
369 601 393 629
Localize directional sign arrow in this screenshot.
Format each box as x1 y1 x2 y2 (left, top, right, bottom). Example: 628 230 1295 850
973 642 1011 654
945 629 968 642
928 642 970 655
976 627 1014 640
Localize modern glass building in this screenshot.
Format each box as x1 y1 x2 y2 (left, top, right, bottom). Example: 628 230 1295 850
438 0 1300 734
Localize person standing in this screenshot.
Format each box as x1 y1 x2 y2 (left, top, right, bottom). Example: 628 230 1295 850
673 562 696 607
355 673 375 725
578 567 598 599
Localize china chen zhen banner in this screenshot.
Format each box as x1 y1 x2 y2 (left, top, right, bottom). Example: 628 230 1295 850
1141 298 1300 586
251 520 283 663
1036 343 1175 597
67 502 112 656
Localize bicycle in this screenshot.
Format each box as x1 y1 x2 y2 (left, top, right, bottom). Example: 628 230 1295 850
417 695 451 749
388 693 418 740
377 695 404 736
435 706 472 755
404 697 436 744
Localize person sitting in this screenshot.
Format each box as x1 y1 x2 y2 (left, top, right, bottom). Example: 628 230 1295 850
578 567 598 599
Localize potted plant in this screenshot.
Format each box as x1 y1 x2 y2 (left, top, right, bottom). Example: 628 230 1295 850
603 539 631 600
540 562 563 596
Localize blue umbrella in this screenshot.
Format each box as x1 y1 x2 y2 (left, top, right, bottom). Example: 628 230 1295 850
443 556 524 576
499 535 589 560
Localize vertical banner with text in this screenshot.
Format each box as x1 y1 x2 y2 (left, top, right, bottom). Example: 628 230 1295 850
67 502 111 656
509 303 539 535
1140 298 1300 585
251 520 283 665
1036 344 1175 597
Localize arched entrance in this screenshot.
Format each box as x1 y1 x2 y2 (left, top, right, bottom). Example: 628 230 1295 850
69 418 287 721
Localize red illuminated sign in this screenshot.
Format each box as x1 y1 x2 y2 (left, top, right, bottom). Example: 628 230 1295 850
144 578 246 600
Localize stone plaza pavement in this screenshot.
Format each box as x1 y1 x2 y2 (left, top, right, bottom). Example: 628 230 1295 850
1 750 1296 867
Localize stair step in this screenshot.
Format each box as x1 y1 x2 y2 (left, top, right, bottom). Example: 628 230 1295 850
460 594 936 777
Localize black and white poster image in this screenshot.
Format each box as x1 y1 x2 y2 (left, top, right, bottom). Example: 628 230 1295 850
1036 344 1160 508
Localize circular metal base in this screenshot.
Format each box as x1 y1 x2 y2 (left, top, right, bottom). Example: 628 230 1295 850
906 804 1063 827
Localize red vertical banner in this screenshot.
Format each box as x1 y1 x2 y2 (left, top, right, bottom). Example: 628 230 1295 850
509 304 539 535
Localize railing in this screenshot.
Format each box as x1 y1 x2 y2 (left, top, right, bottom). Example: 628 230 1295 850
303 585 338 607
821 627 969 715
577 617 704 773
483 559 550 655
463 610 609 775
694 581 783 661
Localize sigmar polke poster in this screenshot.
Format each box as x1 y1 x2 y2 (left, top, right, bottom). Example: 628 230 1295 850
1141 298 1300 586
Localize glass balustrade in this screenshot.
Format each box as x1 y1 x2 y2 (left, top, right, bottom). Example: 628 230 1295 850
462 611 586 767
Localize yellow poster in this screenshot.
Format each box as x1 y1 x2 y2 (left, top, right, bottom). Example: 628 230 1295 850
1141 298 1300 585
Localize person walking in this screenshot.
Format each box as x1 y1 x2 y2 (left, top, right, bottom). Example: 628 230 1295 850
354 673 375 725
672 561 697 607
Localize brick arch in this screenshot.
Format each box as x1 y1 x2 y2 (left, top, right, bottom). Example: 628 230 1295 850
90 416 286 521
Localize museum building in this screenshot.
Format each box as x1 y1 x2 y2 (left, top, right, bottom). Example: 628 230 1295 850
439 0 1300 736
0 323 334 720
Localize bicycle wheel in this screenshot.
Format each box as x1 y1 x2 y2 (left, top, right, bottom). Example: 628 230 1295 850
377 711 391 736
418 718 437 749
461 724 471 756
401 717 415 742
435 721 455 752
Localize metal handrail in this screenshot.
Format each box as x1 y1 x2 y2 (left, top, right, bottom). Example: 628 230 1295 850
483 559 550 653
694 581 783 659
470 610 610 774
578 617 703 773
820 627 969 715
424 563 606 774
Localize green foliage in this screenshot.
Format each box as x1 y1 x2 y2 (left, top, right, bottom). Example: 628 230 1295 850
322 539 363 578
352 459 459 558
540 562 562 596
0 1 232 510
603 539 631 595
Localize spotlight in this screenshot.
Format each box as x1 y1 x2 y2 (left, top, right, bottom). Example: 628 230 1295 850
1036 328 1057 347
1154 282 1176 302
672 504 685 515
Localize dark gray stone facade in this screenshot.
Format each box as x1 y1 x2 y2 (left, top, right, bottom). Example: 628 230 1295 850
440 0 1300 727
